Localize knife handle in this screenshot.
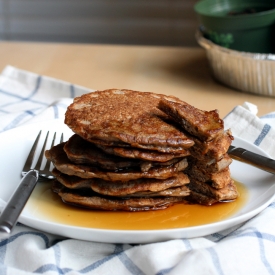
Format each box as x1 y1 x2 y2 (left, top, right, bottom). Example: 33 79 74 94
0 170 39 238
229 147 275 174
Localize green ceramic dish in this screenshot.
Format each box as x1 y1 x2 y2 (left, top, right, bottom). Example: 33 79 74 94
194 0 275 53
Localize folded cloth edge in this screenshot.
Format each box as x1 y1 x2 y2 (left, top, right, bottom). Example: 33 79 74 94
224 103 275 159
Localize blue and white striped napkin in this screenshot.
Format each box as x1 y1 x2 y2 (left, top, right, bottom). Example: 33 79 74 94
0 66 275 275
224 101 275 159
0 65 92 132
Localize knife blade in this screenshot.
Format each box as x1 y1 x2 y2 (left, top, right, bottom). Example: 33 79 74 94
228 145 275 174
0 170 39 238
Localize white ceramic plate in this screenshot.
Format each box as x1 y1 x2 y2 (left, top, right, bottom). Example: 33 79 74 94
0 119 275 243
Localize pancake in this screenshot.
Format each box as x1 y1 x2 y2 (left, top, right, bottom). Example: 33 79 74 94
52 181 188 211
90 139 189 154
189 154 232 174
64 134 185 172
45 143 188 181
96 144 190 162
124 186 190 197
188 191 218 206
52 168 190 196
189 179 238 201
64 134 140 170
189 130 233 161
64 89 194 151
187 166 231 189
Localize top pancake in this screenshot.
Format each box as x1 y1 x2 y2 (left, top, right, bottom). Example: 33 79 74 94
65 89 194 151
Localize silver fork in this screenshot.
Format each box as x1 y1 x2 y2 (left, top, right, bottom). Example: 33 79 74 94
0 131 63 237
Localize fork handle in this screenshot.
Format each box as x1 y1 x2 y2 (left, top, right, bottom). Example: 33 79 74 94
0 170 39 238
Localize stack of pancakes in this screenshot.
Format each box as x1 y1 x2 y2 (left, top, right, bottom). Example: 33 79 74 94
45 89 238 211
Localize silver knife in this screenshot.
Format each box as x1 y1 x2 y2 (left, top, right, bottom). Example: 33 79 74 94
228 145 275 174
0 170 39 238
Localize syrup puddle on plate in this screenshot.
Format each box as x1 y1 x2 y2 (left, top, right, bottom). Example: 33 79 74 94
25 181 248 230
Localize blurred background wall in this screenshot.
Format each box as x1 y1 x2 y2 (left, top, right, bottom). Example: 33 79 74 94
0 0 199 46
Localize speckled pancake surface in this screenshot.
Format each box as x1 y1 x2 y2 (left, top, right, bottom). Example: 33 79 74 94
64 89 194 151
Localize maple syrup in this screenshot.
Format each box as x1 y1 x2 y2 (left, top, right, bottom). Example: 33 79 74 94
25 181 248 230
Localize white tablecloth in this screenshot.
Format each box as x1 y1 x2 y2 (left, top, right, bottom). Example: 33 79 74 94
0 66 275 275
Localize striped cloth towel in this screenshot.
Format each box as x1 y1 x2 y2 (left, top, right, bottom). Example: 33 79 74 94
0 66 275 275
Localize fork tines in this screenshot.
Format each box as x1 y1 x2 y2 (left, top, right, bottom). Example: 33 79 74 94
22 131 63 178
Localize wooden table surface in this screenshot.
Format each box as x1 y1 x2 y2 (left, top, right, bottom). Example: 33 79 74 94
1 41 274 117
